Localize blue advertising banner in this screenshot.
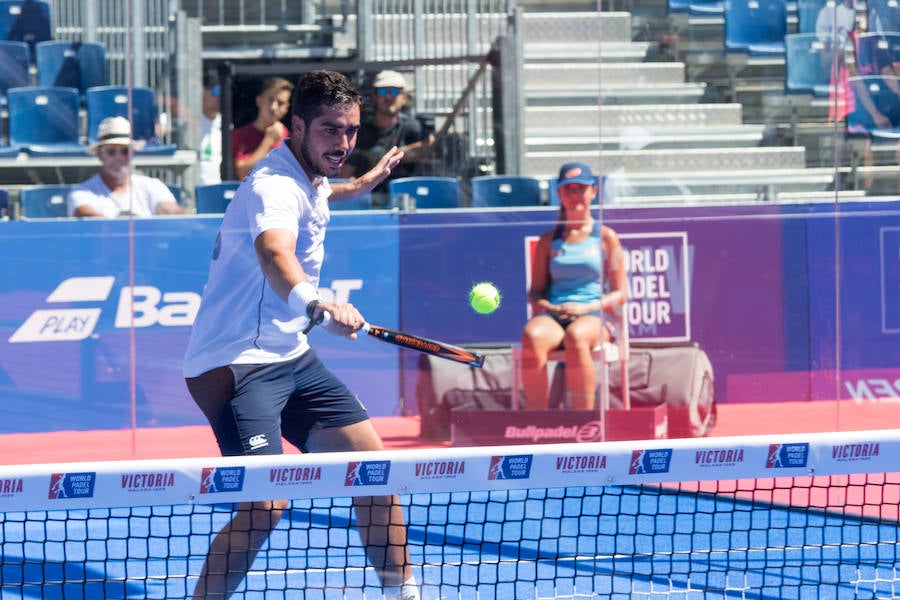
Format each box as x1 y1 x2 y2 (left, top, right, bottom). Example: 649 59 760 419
0 214 400 433
2 200 900 435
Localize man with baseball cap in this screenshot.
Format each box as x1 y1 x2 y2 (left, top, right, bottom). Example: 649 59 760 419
340 70 434 203
68 116 187 218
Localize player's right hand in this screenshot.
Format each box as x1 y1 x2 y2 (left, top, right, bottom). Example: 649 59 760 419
315 302 365 339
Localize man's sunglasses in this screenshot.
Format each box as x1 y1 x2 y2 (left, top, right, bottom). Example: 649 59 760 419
101 146 132 157
375 87 402 96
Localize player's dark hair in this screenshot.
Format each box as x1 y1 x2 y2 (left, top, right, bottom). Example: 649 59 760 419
291 70 362 125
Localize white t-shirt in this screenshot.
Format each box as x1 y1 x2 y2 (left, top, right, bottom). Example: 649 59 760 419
67 174 177 218
183 143 332 377
200 113 222 185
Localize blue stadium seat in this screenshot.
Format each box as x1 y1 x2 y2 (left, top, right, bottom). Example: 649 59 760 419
388 177 461 209
36 41 108 94
85 85 176 154
855 33 900 76
0 188 8 219
0 0 51 51
166 184 183 206
796 0 827 33
19 184 71 218
0 41 30 100
868 0 900 32
547 176 616 206
846 75 900 139
784 33 833 96
470 175 543 207
195 181 240 214
7 86 86 155
724 0 787 55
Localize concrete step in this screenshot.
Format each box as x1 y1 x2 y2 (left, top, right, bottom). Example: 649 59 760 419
526 83 708 105
605 167 836 198
524 146 807 178
524 62 690 88
525 126 766 151
525 103 748 130
521 10 633 44
523 42 653 62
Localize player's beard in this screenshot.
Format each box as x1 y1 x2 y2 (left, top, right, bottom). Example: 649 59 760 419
298 131 345 178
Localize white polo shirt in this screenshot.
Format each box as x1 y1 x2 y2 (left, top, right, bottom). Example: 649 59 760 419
183 143 332 377
67 174 176 218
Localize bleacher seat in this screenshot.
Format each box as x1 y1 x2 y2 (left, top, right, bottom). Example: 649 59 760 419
195 181 240 214
166 184 182 206
35 40 108 94
470 175 543 207
855 33 900 76
19 184 71 218
0 0 51 51
846 75 900 139
784 33 833 96
868 0 900 32
796 0 827 33
388 176 461 209
724 0 788 55
85 85 176 154
0 41 30 100
7 86 86 155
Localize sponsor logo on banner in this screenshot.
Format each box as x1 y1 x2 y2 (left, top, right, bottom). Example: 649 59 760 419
628 449 673 475
488 455 533 480
0 478 23 498
695 448 745 467
345 461 391 486
9 276 200 343
199 467 245 494
48 472 96 499
269 466 322 486
121 472 176 492
9 277 362 344
831 442 880 462
765 443 809 468
504 421 603 443
555 454 607 474
414 460 466 480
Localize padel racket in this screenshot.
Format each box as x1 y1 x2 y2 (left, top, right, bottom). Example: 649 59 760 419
363 323 485 368
307 312 484 368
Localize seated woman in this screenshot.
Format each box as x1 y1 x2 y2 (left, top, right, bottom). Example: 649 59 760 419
521 162 627 410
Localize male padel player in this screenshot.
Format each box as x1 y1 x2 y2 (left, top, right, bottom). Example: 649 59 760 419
183 70 418 600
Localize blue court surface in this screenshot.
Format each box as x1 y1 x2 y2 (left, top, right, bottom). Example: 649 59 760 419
1 485 899 599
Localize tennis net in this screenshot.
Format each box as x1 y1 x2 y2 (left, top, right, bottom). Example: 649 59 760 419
1 429 899 599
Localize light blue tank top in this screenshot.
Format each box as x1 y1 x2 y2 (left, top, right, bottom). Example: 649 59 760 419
547 224 606 305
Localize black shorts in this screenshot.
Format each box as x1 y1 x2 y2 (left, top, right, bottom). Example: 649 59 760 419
185 349 369 456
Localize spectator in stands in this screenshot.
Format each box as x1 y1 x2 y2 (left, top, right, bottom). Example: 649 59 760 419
340 70 434 205
183 70 417 600
520 162 628 411
816 0 857 81
67 117 187 218
199 70 222 185
231 77 293 180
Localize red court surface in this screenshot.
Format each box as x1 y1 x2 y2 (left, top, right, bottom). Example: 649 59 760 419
1 400 898 466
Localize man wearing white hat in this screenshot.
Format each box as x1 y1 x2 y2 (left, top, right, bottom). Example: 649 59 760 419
67 116 188 218
340 70 434 202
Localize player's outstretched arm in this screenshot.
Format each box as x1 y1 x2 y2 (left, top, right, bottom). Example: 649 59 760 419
331 146 404 200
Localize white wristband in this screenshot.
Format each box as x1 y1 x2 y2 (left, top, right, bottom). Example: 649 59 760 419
288 281 321 317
